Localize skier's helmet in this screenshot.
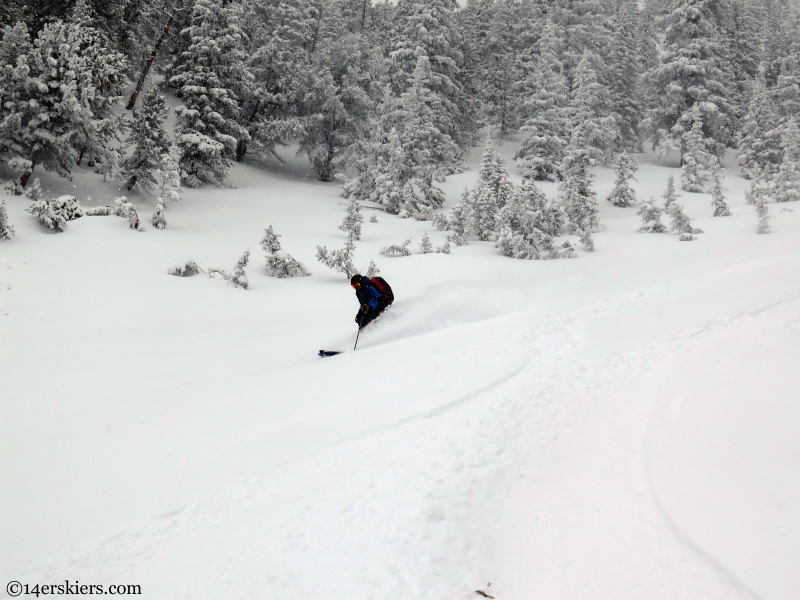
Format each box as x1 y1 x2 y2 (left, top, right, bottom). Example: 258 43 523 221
350 274 361 286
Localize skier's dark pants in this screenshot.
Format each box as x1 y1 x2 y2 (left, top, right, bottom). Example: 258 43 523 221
356 299 389 328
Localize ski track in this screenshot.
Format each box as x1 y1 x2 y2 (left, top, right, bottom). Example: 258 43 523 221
7 251 796 599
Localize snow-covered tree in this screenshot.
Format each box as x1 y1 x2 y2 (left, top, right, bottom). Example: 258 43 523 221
210 249 251 289
113 197 144 231
419 233 433 254
516 23 571 182
468 140 515 242
560 144 599 236
607 152 638 207
389 0 476 151
637 197 668 232
448 189 473 246
681 112 715 192
669 201 703 236
495 182 558 261
646 0 736 162
365 260 380 278
0 200 14 240
567 53 616 164
26 195 83 231
711 165 732 217
756 190 771 234
151 145 182 230
663 175 680 215
738 74 783 180
122 87 170 193
381 238 412 257
773 118 800 203
261 225 310 278
609 0 644 152
339 197 363 241
317 229 357 277
24 178 43 201
171 0 251 187
0 20 127 187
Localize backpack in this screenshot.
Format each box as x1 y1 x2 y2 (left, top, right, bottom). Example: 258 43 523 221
370 276 394 304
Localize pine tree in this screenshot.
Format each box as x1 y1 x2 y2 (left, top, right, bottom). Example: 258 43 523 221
567 53 616 163
316 229 357 277
448 189 473 246
171 0 251 187
210 249 251 289
560 144 599 235
773 118 800 203
0 20 126 186
663 175 680 214
261 225 310 278
609 0 644 152
515 23 570 181
0 200 15 240
646 0 736 163
551 0 613 80
607 152 638 207
122 87 170 193
380 238 412 257
389 0 476 151
419 232 433 254
711 164 732 217
637 197 668 232
669 202 703 236
151 145 182 230
495 182 557 261
738 74 783 180
681 113 715 192
339 197 364 240
756 190 771 234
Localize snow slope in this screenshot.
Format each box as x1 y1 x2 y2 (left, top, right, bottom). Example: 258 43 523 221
1 145 799 599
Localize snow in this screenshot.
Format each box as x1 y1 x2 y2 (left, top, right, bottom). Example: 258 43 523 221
2 143 799 599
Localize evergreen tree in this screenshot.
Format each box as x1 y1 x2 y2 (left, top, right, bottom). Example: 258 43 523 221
171 0 251 186
418 232 433 254
755 187 771 234
151 145 182 230
663 175 680 214
567 53 616 163
495 180 560 261
669 201 703 236
0 20 126 186
725 0 763 108
681 112 715 192
516 23 571 181
773 118 800 203
339 197 364 240
560 144 599 235
297 32 375 181
316 229 357 277
711 164 732 217
551 0 613 80
609 0 644 152
469 139 515 241
646 0 736 163
738 74 783 180
607 152 638 207
448 188 473 246
389 0 476 151
0 200 14 240
261 225 310 277
637 197 668 232
122 87 170 193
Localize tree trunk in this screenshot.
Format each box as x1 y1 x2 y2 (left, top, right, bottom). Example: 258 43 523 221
126 8 176 110
19 165 35 188
360 0 367 33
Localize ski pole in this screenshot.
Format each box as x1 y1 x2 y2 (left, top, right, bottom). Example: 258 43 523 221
354 312 364 351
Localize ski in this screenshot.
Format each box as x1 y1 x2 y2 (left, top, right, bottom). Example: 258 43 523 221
318 350 343 357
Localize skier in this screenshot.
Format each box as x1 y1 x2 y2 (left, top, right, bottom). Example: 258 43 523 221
351 274 393 329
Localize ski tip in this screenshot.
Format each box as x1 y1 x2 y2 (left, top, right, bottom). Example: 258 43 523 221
318 350 343 357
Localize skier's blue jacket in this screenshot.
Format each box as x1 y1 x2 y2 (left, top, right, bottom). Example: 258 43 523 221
354 275 383 310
